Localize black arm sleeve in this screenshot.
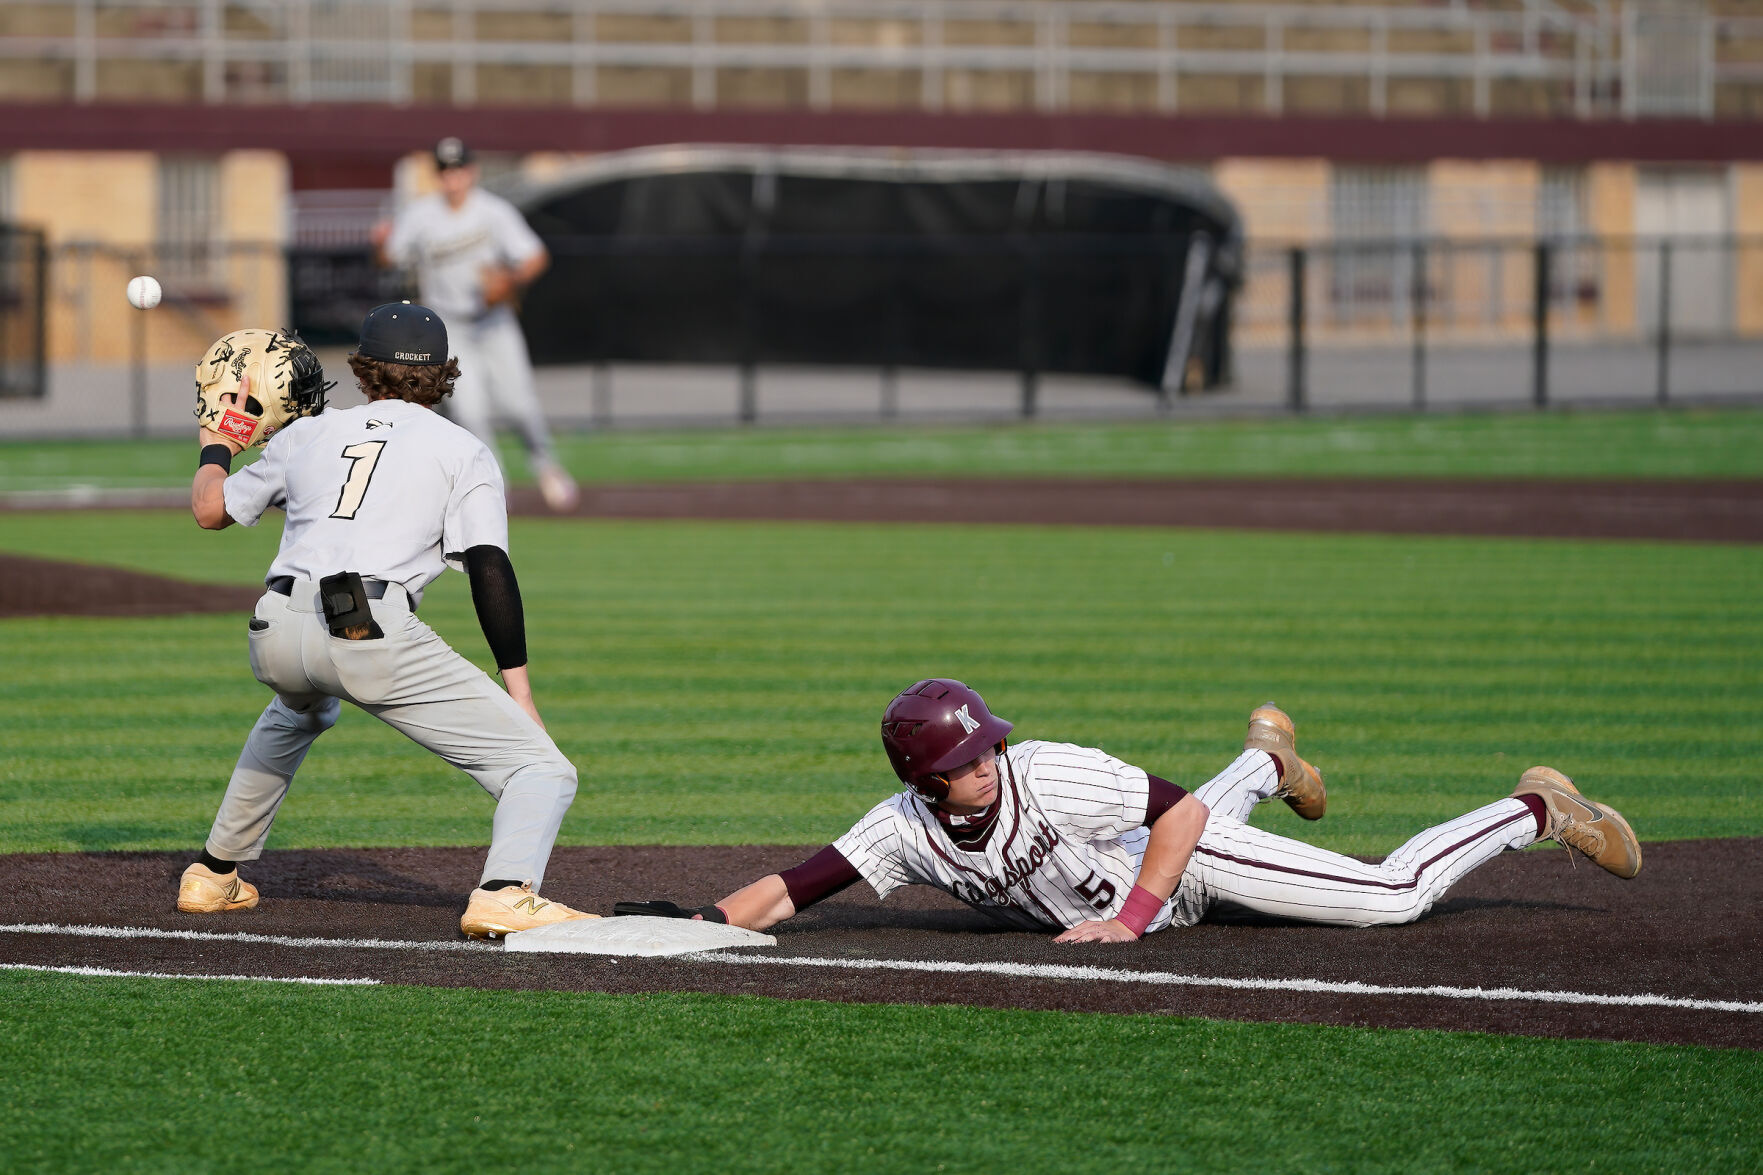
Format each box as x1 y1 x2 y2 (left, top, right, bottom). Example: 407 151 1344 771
1142 774 1191 826
778 845 862 910
463 544 528 671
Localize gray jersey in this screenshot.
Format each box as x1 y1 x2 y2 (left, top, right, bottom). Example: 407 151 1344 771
833 740 1168 933
222 398 507 603
383 189 545 324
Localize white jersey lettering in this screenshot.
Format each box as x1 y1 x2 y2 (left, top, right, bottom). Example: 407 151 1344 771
834 741 1163 933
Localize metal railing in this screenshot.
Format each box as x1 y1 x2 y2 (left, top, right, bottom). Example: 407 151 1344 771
1 0 1755 120
18 233 1762 429
1252 235 1763 411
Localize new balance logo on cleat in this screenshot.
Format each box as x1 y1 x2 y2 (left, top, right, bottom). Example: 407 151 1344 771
460 885 597 939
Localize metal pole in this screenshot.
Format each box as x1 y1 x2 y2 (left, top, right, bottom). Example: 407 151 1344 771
591 362 612 428
1019 239 1039 419
1655 240 1672 405
881 246 901 420
1532 241 1550 409
131 253 148 439
1287 247 1306 413
1411 241 1427 409
31 231 48 400
738 244 758 425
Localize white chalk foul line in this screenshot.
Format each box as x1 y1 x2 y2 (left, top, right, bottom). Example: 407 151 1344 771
4 923 1757 1014
676 952 1763 1016
0 922 499 952
1 962 377 986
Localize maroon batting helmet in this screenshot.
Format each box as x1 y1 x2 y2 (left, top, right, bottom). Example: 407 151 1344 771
881 679 1014 802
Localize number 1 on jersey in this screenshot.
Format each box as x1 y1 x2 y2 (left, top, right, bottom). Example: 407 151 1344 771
331 441 387 520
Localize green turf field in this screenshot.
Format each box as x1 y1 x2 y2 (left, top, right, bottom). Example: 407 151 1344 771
3 412 1759 1173
1 973 1755 1174
1 405 1761 494
0 511 1757 853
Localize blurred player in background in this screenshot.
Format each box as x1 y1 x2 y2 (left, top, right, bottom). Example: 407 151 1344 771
373 136 580 512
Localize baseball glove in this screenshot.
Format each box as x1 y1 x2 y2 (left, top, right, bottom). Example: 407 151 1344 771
194 328 331 449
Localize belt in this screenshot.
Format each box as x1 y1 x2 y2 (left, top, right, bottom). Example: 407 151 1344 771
266 576 413 611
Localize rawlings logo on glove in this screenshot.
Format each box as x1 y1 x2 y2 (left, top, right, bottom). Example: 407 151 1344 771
194 328 332 448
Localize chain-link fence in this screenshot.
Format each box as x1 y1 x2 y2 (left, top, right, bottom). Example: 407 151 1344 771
1237 236 1763 411
11 233 1762 436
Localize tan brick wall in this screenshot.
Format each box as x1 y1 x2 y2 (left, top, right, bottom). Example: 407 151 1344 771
1732 164 1763 333
13 152 156 247
1587 162 1637 332
220 151 288 343
1214 158 1329 344
12 151 288 361
1214 158 1330 244
1430 160 1539 332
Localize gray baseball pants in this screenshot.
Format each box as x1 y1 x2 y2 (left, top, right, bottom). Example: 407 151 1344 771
204 580 578 889
445 312 556 465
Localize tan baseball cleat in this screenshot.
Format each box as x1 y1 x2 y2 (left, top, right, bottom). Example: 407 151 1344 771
1244 703 1327 820
460 884 600 939
1513 766 1642 879
177 862 260 913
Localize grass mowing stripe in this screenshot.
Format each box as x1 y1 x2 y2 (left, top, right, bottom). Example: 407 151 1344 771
2 407 1762 492
1 513 1758 853
0 972 1756 1174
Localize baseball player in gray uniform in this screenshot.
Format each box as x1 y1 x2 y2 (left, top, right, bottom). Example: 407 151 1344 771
617 679 1641 940
373 137 579 513
178 302 595 939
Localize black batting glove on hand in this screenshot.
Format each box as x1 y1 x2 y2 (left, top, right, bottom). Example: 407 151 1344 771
613 900 727 923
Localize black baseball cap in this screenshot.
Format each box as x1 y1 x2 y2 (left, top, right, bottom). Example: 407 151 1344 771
356 301 447 366
434 136 474 170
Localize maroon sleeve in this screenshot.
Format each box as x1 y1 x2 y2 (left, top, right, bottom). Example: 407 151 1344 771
779 844 861 910
1142 774 1190 826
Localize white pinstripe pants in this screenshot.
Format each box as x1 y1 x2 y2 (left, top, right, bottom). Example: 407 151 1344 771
1167 751 1539 929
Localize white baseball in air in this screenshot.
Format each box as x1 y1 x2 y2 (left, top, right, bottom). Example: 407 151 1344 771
126 275 162 310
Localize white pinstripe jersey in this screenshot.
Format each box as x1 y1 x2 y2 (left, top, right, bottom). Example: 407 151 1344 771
832 740 1177 933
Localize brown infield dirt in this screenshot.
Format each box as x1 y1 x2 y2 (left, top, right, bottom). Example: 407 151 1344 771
0 841 1758 1050
3 476 1758 1047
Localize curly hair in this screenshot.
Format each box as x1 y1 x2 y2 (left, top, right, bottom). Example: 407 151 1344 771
347 353 460 407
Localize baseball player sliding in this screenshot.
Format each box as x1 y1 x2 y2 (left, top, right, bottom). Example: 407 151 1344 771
618 679 1641 940
178 303 595 939
373 137 579 513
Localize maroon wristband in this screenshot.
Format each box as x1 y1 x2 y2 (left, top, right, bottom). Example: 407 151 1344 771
1114 885 1164 938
